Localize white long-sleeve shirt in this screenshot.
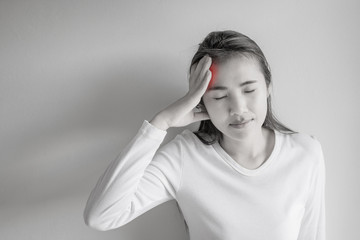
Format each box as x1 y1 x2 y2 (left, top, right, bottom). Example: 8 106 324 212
84 120 326 240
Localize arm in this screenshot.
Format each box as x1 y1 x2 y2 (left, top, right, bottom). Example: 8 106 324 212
84 120 179 230
297 139 326 240
83 55 212 231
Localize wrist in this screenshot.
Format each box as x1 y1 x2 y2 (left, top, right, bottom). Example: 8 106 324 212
150 112 170 131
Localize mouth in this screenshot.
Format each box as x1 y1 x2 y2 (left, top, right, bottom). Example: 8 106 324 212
229 119 253 128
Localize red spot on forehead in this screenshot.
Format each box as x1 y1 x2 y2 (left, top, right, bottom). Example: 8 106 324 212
207 63 217 90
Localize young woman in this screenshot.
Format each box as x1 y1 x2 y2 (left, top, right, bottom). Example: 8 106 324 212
84 30 325 240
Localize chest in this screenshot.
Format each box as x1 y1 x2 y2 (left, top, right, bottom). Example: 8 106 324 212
176 152 310 239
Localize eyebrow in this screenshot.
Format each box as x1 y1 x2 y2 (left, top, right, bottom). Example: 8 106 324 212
208 80 257 91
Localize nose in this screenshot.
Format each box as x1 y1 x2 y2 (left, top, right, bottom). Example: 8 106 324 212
229 94 248 116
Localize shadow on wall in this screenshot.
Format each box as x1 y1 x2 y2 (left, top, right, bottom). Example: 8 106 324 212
79 54 191 239
84 54 188 129
1 54 192 240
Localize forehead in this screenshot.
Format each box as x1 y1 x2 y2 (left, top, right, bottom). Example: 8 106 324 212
214 55 264 82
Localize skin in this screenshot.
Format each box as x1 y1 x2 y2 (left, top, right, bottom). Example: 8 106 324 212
150 55 275 169
150 55 212 130
203 56 275 169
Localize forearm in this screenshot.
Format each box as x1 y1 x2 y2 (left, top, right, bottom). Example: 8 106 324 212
83 121 167 230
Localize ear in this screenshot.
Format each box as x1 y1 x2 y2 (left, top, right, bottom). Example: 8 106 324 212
267 82 272 98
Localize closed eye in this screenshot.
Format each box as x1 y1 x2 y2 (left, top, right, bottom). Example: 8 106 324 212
245 89 256 93
214 96 227 100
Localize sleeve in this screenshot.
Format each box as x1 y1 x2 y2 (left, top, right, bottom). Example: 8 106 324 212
83 120 183 231
297 138 326 240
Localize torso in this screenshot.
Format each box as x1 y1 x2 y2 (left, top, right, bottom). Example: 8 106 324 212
175 128 320 240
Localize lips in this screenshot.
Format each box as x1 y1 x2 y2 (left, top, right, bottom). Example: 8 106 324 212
229 119 253 128
230 119 252 125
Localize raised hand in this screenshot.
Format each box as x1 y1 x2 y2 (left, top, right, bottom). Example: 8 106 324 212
150 55 212 130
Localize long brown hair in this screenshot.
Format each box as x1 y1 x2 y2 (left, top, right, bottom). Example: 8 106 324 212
190 30 297 145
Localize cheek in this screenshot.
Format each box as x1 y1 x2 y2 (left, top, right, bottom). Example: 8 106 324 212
252 85 268 104
253 92 268 115
203 99 226 119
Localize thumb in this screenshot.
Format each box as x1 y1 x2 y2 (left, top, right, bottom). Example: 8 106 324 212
193 112 210 122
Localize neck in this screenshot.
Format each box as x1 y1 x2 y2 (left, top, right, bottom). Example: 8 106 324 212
219 127 268 162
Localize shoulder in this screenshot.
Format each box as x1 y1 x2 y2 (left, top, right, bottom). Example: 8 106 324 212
158 128 211 155
280 131 325 168
157 129 207 155
175 129 209 148
282 131 322 152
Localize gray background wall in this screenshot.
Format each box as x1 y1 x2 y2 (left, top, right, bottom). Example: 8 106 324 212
1 0 359 239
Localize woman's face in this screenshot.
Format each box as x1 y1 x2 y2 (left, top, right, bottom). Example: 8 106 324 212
202 56 270 140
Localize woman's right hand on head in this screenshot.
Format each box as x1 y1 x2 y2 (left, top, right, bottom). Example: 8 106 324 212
150 55 213 131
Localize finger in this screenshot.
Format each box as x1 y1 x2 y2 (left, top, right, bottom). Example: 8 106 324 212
198 60 212 86
190 62 197 75
193 112 210 122
200 70 212 92
198 58 212 86
191 70 211 99
193 55 211 79
189 56 212 95
189 63 198 87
